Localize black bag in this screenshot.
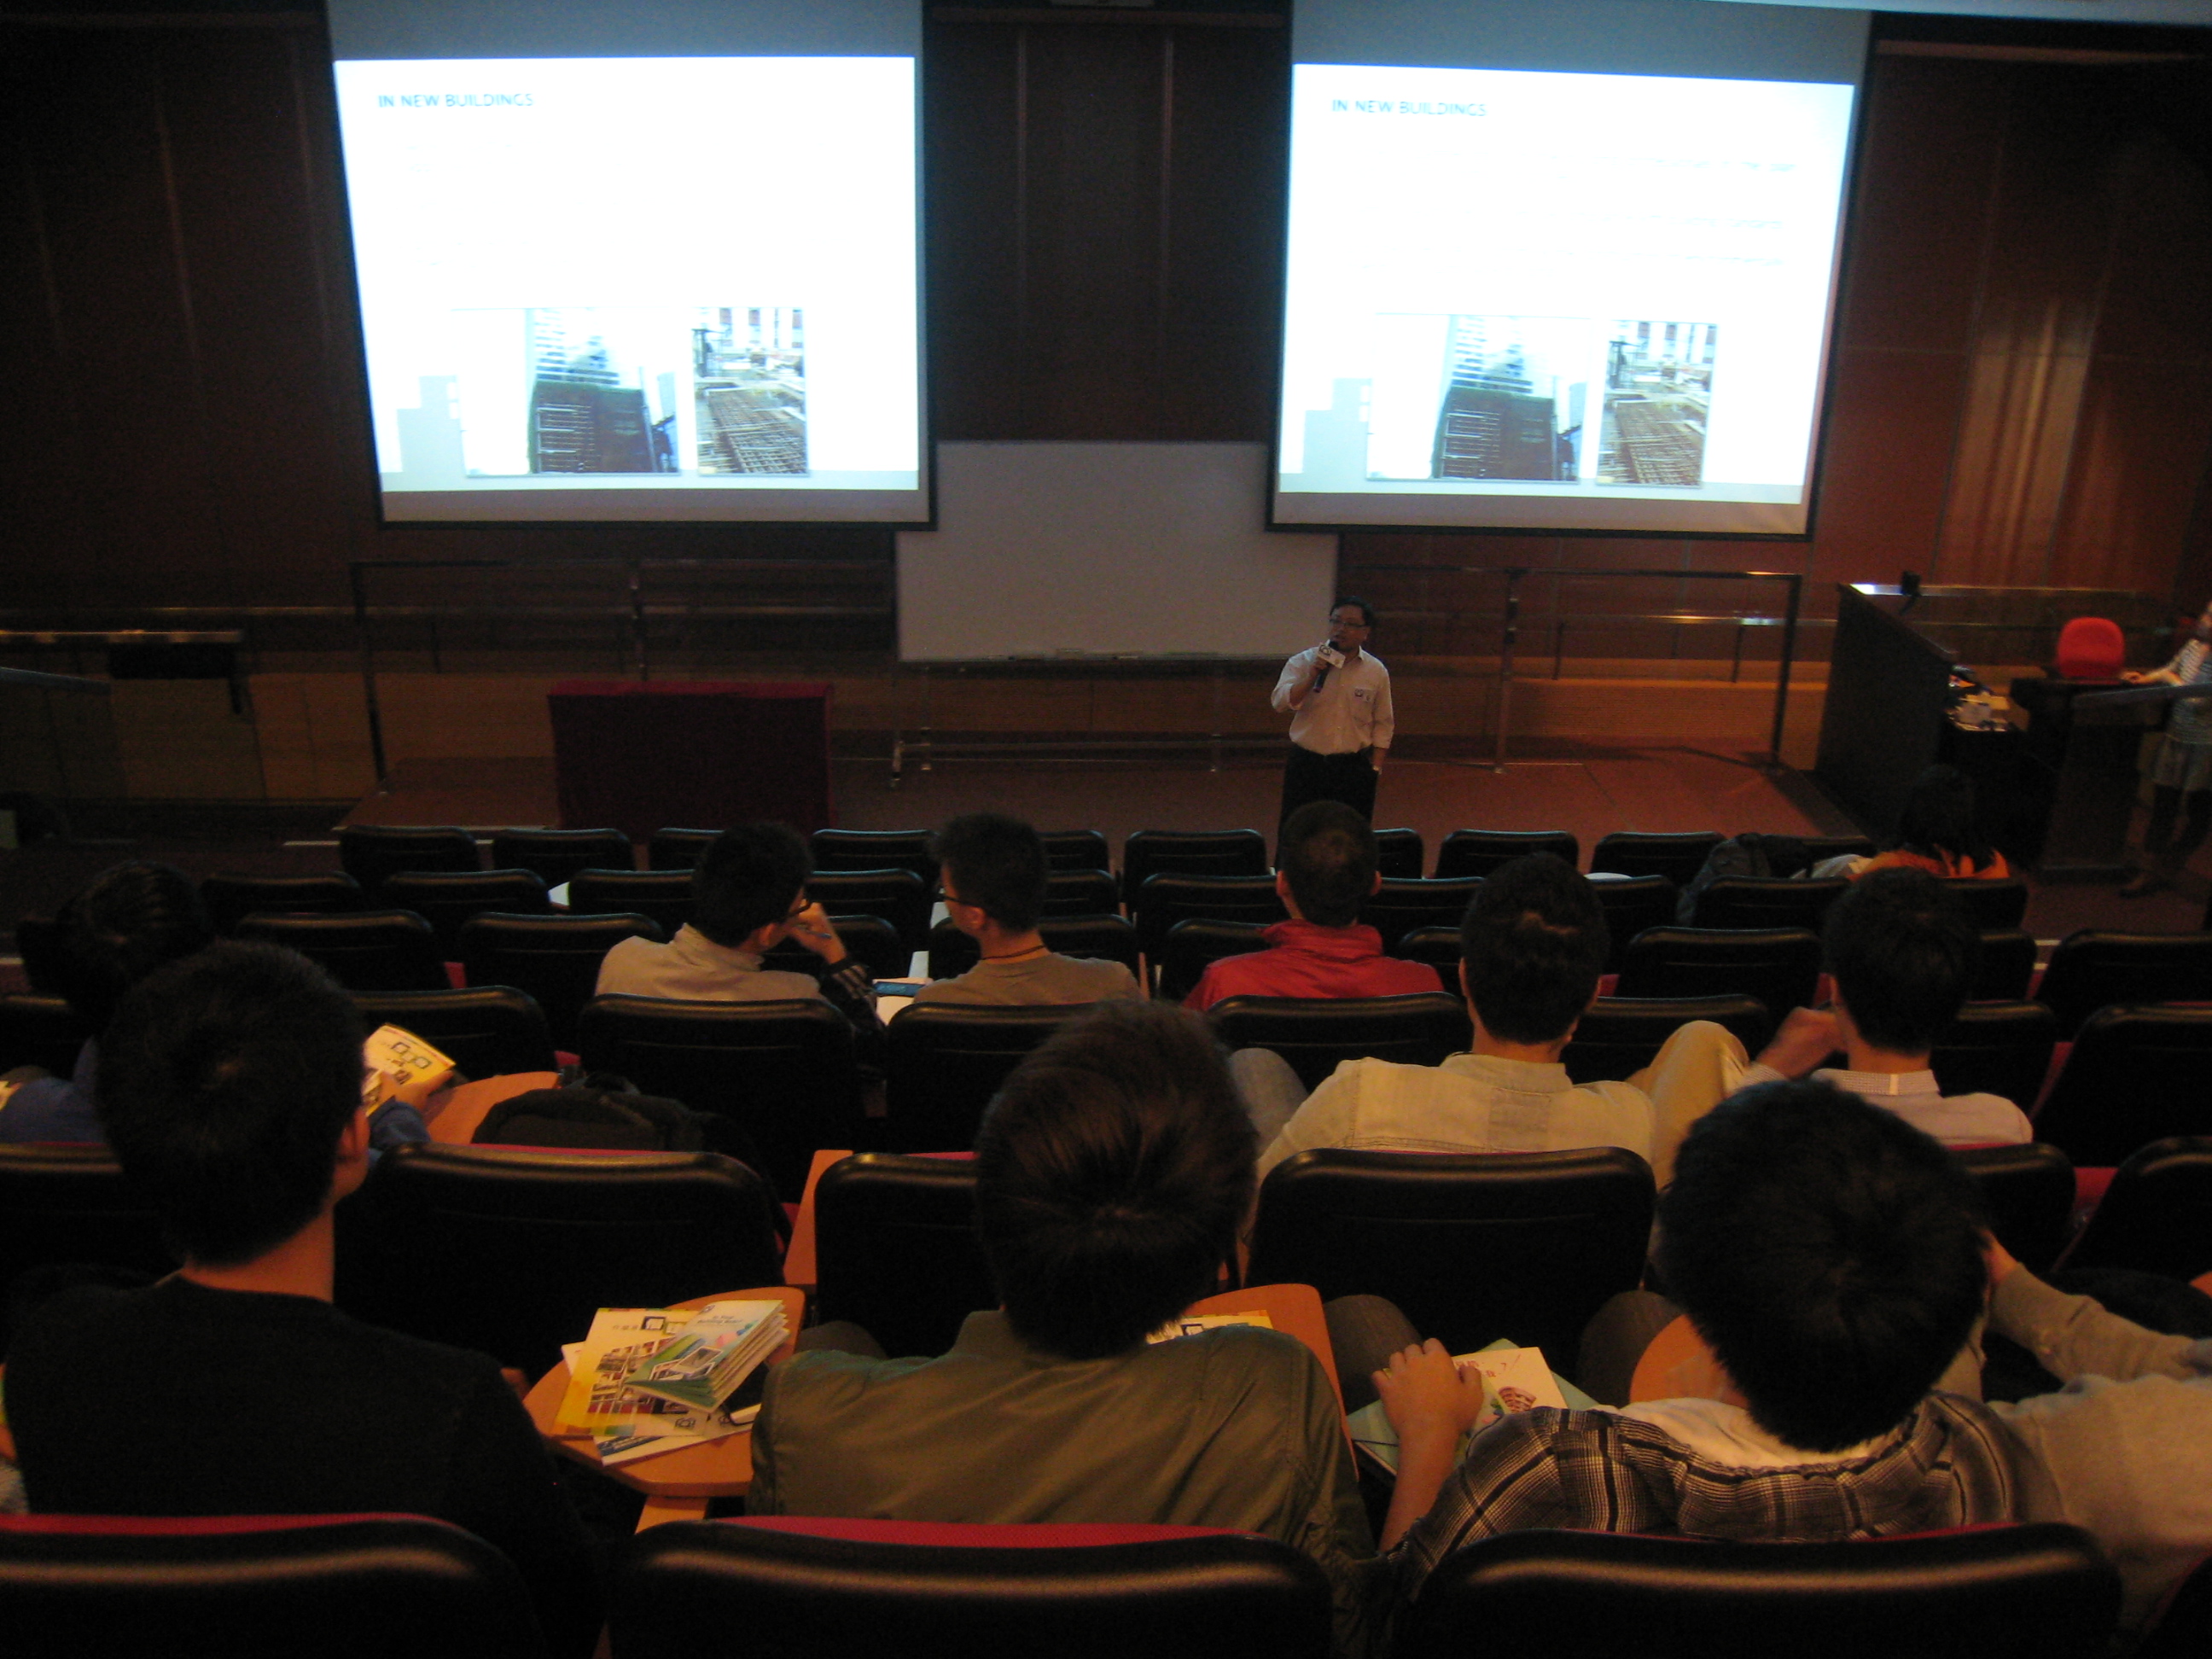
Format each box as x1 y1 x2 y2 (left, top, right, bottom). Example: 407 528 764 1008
1675 831 1814 923
474 1081 708 1151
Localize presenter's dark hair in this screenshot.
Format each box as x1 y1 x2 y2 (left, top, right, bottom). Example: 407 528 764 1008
932 812 1048 933
690 823 811 946
1279 800 1377 928
1824 866 1979 1055
1657 1078 1988 1451
1891 764 1994 868
975 1001 1255 1359
1458 853 1607 1045
1330 597 1377 628
55 859 214 1033
96 940 365 1268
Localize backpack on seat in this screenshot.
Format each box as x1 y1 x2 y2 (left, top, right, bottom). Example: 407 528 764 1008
474 1081 708 1151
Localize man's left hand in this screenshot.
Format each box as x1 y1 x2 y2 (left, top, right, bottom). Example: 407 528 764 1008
784 901 848 963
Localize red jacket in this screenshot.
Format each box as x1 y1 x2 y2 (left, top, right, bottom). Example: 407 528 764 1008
1183 919 1446 1011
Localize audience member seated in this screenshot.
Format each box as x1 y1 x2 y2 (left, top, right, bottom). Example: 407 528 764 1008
747 1000 1373 1653
1820 764 2011 881
1243 854 1737 1172
0 860 426 1153
1980 1238 2212 1639
1183 801 1443 1013
914 812 1141 1006
1658 866 2031 1170
3 941 598 1656
1365 1080 2029 1621
595 821 880 1039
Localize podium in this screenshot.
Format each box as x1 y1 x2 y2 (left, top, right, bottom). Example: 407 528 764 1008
549 681 834 844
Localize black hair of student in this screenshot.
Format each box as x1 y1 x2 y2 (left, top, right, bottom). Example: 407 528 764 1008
930 812 1048 934
690 823 811 947
1656 1078 1988 1452
1890 763 1994 867
974 1001 1257 1359
1330 597 1377 628
95 940 366 1269
1456 853 1608 1045
1278 800 1377 928
1823 865 1980 1055
55 859 215 1033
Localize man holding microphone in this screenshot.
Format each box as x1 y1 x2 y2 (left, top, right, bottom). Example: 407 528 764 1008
1274 597 1393 832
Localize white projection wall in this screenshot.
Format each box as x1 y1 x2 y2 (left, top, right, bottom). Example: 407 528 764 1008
327 3 924 523
898 445 1338 661
1274 0 1869 537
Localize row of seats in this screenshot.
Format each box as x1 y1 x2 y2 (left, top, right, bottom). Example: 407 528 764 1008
0 1510 2166 1659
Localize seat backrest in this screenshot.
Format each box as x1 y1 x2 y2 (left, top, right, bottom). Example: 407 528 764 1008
1929 1000 2057 1115
1957 1142 2076 1274
0 992 91 1077
351 986 560 1080
233 910 450 993
1157 918 1273 1002
2056 614 2128 679
336 824 480 893
610 1519 1332 1659
1041 868 1119 919
2034 1005 2212 1167
1691 876 1848 933
1249 1147 1654 1359
1590 830 1725 886
1123 830 1269 894
1132 873 1287 958
381 870 550 956
1208 994 1474 1092
648 827 720 871
487 828 633 888
806 867 933 952
1394 925 1461 976
1397 1525 2119 1659
14 916 66 994
1786 834 1877 872
573 995 864 1199
1433 830 1579 880
762 914 912 982
456 911 664 1050
2037 931 2212 1036
568 869 695 940
1563 994 1772 1085
337 1142 782 1376
0 1513 547 1659
0 1144 175 1351
201 872 365 936
1944 876 2029 929
1974 929 2038 1001
928 915 1140 983
1372 827 1425 880
1586 875 1679 974
884 1004 1093 1152
2061 1135 2212 1281
1038 829 1111 873
812 1153 992 1358
1614 927 1822 1020
1365 876 1484 953
811 828 936 884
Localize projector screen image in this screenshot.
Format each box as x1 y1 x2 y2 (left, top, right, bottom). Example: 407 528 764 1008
330 51 923 523
1274 57 1859 536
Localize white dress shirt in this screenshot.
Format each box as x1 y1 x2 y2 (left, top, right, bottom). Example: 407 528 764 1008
1272 647 1394 756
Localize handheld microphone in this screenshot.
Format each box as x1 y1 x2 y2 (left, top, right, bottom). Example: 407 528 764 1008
1312 661 1331 694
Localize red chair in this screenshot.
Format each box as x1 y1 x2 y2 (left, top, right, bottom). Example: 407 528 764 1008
0 1513 545 1659
2054 616 2126 680
1396 1525 2119 1659
609 1517 1332 1659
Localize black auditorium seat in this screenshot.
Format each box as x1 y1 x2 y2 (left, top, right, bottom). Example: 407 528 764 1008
762 914 911 982
1040 868 1119 919
0 1144 174 1351
812 1152 993 1359
1433 830 1579 879
811 829 936 884
2033 1004 2212 1167
1589 830 1725 888
1562 993 1771 1086
647 827 719 871
1974 929 2039 1001
456 911 665 1051
927 913 1138 984
2035 930 2212 1037
201 871 365 936
488 827 633 888
337 824 480 894
1613 927 1821 1022
1122 830 1269 895
568 868 694 940
234 911 449 993
883 1003 1092 1152
381 870 550 958
806 867 933 954
0 992 92 1078
1586 875 1679 974
351 987 560 1081
1039 829 1112 872
1364 876 1483 954
2060 1136 2212 1282
1132 873 1286 963
1207 993 1473 1091
1155 919 1272 1003
1372 827 1424 880
1944 876 2029 930
1689 876 1848 933
1928 1000 2057 1115
1956 1142 2075 1275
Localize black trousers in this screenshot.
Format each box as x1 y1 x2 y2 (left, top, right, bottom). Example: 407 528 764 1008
1278 742 1377 838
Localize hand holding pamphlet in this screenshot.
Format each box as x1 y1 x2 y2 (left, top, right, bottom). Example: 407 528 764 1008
1348 1341 1592 1477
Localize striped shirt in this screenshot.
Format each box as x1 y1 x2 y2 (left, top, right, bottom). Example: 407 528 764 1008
2163 639 2212 744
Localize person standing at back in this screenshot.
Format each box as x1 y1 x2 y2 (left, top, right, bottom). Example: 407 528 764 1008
1274 597 1392 833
